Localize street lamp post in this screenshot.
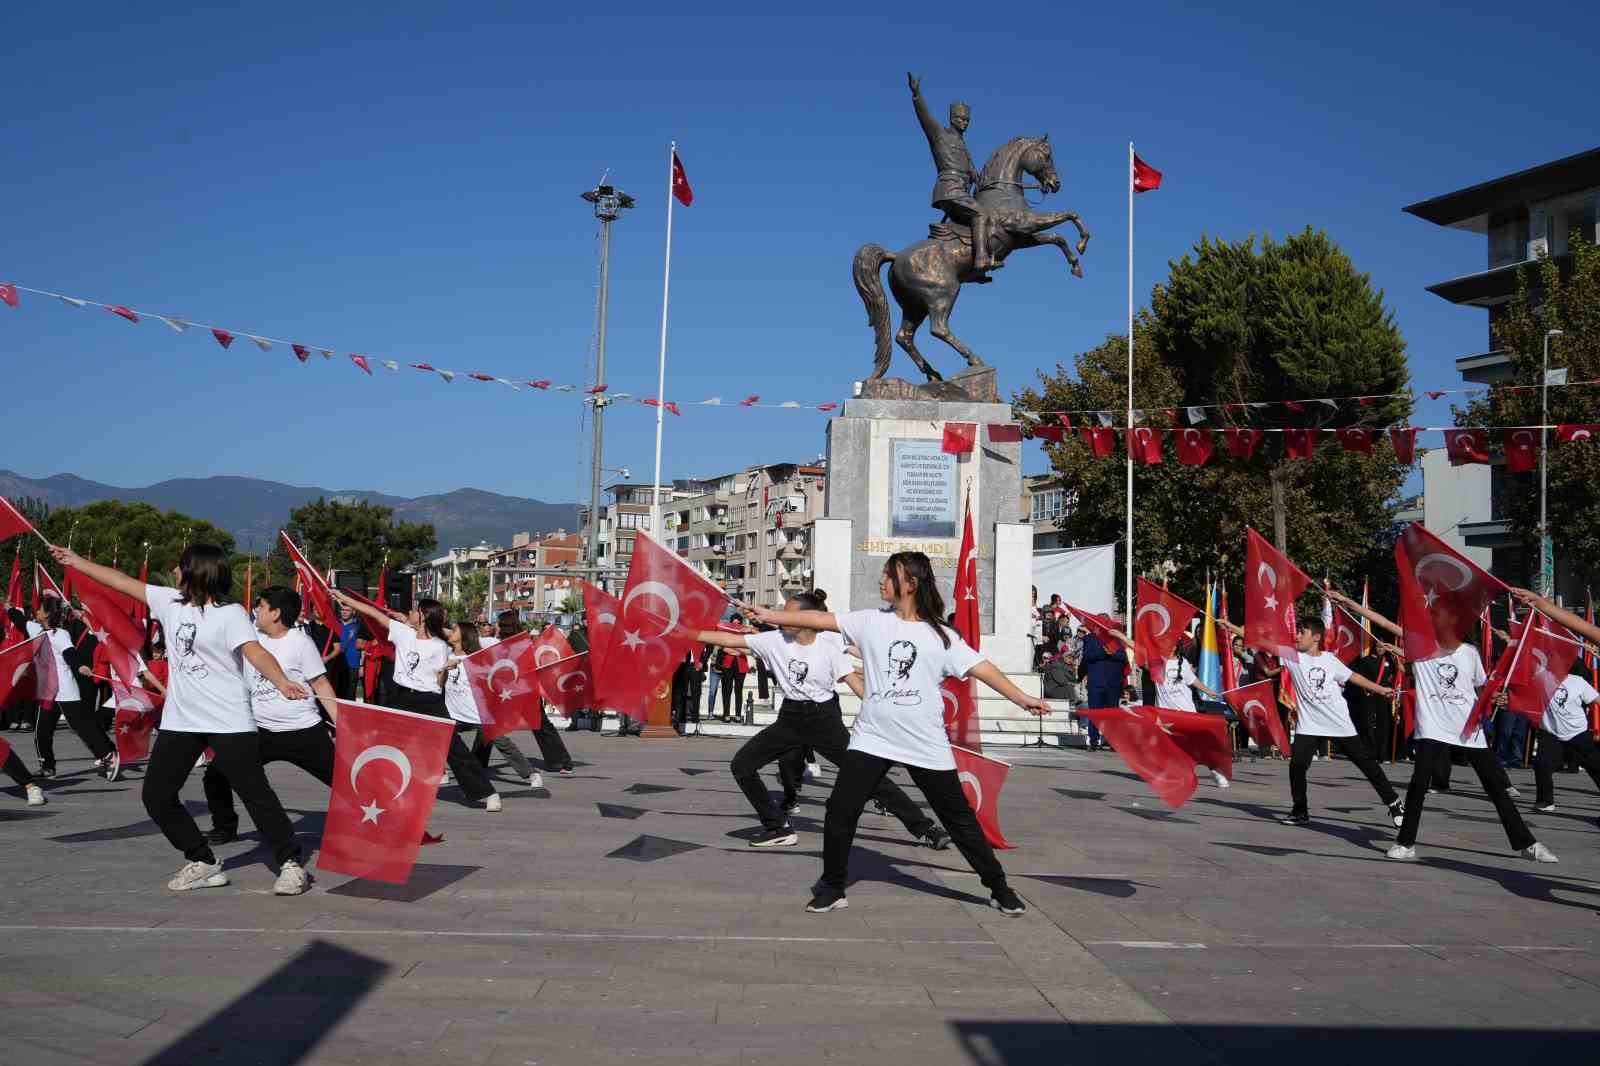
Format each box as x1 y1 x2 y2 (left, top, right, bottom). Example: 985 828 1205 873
580 182 635 592
1540 328 1563 599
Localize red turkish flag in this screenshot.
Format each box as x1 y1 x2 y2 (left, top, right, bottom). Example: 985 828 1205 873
1244 528 1310 660
941 422 977 454
953 745 1013 848
350 354 373 375
531 625 593 714
1556 424 1600 444
212 328 235 349
108 305 139 323
1389 427 1420 464
1126 426 1163 464
1504 618 1584 727
0 283 17 308
280 532 344 652
1224 427 1263 460
1394 522 1508 663
461 631 544 739
1283 428 1318 459
0 496 37 542
1067 605 1127 657
1174 427 1213 465
1132 154 1163 193
1032 424 1064 443
671 150 694 206
581 580 621 681
109 674 159 763
942 496 981 750
1134 577 1199 671
1147 705 1232 782
986 423 1023 443
1077 705 1198 808
1336 427 1375 454
1463 618 1520 741
72 570 150 698
6 547 20 610
1224 678 1289 754
1079 426 1117 458
319 699 454 884
603 533 726 722
292 344 310 362
35 562 66 606
1444 429 1488 465
1503 429 1538 473
1325 603 1365 665
0 633 50 708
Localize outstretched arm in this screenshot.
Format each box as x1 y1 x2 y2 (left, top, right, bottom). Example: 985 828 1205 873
693 629 749 649
1326 587 1403 637
1513 586 1600 645
332 589 392 628
908 73 941 145
1347 672 1395 699
241 641 309 701
311 674 339 722
741 604 839 633
49 546 147 601
969 661 1051 716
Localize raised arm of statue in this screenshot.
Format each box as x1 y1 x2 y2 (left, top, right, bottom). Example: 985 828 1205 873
909 76 942 147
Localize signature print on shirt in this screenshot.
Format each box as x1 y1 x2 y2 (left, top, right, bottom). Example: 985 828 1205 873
174 622 209 679
884 640 921 706
787 659 809 687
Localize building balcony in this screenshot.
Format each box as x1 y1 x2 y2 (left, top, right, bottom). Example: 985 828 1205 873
1461 518 1517 549
1425 253 1571 308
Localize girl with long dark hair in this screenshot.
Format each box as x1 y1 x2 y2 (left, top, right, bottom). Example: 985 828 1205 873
30 595 118 780
52 544 314 894
743 552 1051 914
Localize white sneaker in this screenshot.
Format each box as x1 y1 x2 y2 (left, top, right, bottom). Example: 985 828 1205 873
1506 786 1523 799
25 784 46 806
168 860 229 891
1385 844 1417 861
1523 842 1559 864
485 793 503 812
273 859 310 896
529 772 544 789
1533 802 1556 813
103 750 121 782
1212 772 1230 789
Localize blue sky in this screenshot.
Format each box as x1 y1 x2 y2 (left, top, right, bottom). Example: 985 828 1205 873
2 1 1592 503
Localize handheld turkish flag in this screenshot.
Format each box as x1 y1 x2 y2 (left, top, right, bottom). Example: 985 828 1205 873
6 547 20 609
280 532 344 653
1325 603 1365 665
1077 705 1198 808
1132 154 1162 193
1224 427 1263 460
1394 522 1508 663
1389 427 1420 465
1134 577 1199 670
0 633 49 708
1126 426 1163 464
1503 428 1538 473
531 625 593 714
941 422 977 454
942 493 982 750
1225 678 1289 754
0 496 38 543
671 149 694 206
1080 426 1118 458
953 745 1013 849
1504 617 1583 727
35 562 65 608
603 533 727 723
1147 705 1232 782
71 569 150 696
461 631 544 739
109 674 158 763
1443 429 1489 465
581 580 621 680
319 699 455 885
1244 528 1310 660
1067 605 1126 656
1174 427 1213 465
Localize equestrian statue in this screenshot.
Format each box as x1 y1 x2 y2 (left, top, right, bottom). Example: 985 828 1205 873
853 73 1091 384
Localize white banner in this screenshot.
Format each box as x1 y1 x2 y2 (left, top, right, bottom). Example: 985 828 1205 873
1032 543 1116 615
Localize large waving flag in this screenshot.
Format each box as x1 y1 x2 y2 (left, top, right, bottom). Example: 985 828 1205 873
1394 522 1508 663
280 531 343 653
602 533 726 722
942 490 982 750
1245 528 1310 660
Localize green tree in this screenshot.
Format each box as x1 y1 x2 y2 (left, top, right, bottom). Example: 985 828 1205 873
271 498 435 590
28 500 235 595
1019 228 1412 613
1462 234 1600 592
0 496 52 605
444 568 489 622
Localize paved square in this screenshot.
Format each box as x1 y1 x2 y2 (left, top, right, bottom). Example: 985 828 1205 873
5 732 1600 1064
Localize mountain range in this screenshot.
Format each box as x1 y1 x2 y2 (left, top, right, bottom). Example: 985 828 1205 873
0 470 579 555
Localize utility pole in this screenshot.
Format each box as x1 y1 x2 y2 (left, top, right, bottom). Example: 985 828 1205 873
580 182 634 591
1541 328 1564 599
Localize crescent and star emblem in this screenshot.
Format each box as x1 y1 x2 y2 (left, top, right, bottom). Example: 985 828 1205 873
487 658 520 699
1572 429 1593 441
1135 602 1171 636
350 744 414 825
1337 625 1357 650
1413 553 1472 593
1513 430 1533 446
556 670 587 693
534 645 561 668
942 688 960 718
958 770 983 812
622 581 681 636
1242 698 1267 721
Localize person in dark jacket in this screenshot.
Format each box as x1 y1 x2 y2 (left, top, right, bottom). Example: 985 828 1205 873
1079 627 1128 751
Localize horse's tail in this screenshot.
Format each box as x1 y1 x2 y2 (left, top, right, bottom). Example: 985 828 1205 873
852 244 896 378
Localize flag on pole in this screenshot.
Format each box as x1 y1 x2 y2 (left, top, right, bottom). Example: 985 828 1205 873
952 745 1013 849
0 496 38 542
460 631 544 739
1132 154 1163 193
1218 585 1239 692
280 531 344 654
1197 581 1222 695
1244 528 1310 660
1360 578 1373 657
942 487 981 750
671 149 694 206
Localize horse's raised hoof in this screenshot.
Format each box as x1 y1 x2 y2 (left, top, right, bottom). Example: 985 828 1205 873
1077 237 1090 254
1071 264 1083 279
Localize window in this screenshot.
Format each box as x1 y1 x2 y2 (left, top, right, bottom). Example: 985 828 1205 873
1032 489 1066 522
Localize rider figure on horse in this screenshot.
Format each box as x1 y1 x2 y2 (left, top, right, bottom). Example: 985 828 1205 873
908 72 1000 274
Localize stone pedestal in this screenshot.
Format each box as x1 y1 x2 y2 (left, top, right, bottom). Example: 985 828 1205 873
821 396 1026 664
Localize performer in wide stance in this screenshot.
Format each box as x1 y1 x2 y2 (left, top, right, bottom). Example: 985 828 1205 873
743 552 1050 915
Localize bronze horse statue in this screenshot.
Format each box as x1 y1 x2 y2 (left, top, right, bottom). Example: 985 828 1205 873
853 135 1090 382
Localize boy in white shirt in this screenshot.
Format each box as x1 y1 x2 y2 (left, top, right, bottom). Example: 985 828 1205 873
1531 663 1600 813
202 586 340 845
1152 655 1231 787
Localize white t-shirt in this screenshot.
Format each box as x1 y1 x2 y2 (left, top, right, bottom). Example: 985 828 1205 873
246 629 326 732
837 608 983 771
389 619 449 694
1153 657 1197 712
44 628 82 704
1411 643 1488 748
746 630 852 704
442 656 480 724
1541 674 1600 742
145 586 257 733
1283 650 1356 738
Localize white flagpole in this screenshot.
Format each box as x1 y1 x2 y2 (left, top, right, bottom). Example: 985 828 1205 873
650 141 676 538
1125 141 1135 638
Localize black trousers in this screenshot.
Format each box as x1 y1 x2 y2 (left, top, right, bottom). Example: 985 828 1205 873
35 698 113 768
776 745 815 800
721 671 746 719
528 709 574 770
472 732 534 779
1289 732 1398 816
143 730 302 866
822 748 1007 894
1398 738 1535 850
730 698 933 836
3 748 35 787
203 723 336 834
1534 729 1600 807
388 688 496 801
